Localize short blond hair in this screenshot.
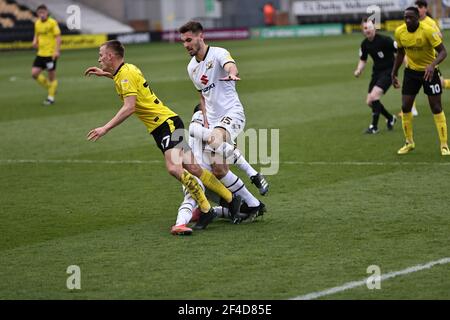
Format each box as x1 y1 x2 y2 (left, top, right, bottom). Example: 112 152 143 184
101 40 125 58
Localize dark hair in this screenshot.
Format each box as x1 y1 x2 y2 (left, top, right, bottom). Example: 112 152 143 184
361 16 374 24
178 21 203 34
36 4 48 11
415 0 433 17
101 40 125 58
193 104 201 114
415 0 427 7
405 6 420 17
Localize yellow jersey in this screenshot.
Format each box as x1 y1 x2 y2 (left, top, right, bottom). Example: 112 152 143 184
421 16 441 34
34 17 61 57
113 63 178 133
419 17 441 63
394 22 442 71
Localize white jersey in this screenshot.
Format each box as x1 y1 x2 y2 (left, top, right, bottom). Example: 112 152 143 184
187 46 245 126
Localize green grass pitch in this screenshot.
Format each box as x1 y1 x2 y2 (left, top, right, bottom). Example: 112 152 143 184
1 32 450 299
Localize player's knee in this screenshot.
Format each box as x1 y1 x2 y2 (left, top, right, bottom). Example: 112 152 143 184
208 129 226 149
211 165 227 179
430 104 443 114
184 163 202 177
402 103 413 113
207 138 221 149
367 94 379 107
166 164 182 179
31 71 39 79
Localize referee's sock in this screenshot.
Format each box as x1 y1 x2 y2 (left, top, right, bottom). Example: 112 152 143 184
373 100 393 121
370 101 381 128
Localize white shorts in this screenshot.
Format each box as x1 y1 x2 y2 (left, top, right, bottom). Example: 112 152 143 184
213 111 245 142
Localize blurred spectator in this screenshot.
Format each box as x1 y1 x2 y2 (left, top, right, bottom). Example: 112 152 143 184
263 2 276 26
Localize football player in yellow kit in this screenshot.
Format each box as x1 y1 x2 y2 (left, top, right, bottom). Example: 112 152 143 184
416 0 450 89
392 7 450 156
31 4 60 105
84 40 242 230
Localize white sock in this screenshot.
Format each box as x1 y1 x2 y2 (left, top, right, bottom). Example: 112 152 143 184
220 170 260 207
233 148 258 178
47 96 54 101
175 195 196 225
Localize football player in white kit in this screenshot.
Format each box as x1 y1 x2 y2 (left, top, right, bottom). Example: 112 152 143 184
171 105 267 235
178 21 269 223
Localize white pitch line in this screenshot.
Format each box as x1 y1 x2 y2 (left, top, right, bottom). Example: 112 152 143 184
291 257 450 300
0 159 162 165
282 161 450 166
0 159 450 166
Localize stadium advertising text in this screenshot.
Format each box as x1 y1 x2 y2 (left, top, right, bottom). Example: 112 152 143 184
293 0 415 15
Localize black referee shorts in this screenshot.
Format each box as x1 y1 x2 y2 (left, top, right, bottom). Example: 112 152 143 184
402 67 442 96
368 69 392 93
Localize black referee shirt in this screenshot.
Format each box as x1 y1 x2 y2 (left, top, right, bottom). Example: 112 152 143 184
360 34 397 73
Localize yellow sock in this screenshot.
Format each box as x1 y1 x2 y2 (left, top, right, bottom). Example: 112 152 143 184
433 111 448 146
36 74 49 89
444 79 450 89
199 169 232 203
401 112 414 143
180 170 211 213
48 79 58 98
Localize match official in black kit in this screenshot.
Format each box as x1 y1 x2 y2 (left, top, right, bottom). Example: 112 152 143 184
354 18 397 134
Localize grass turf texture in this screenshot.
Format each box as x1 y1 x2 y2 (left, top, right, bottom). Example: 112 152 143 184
1 32 450 299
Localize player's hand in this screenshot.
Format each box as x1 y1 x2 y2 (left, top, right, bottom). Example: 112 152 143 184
84 67 111 78
392 74 400 89
52 51 60 60
354 69 361 77
219 74 241 81
87 127 108 142
424 65 435 82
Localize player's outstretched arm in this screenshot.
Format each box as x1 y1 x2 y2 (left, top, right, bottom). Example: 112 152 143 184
220 63 240 81
84 66 113 79
87 96 136 141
